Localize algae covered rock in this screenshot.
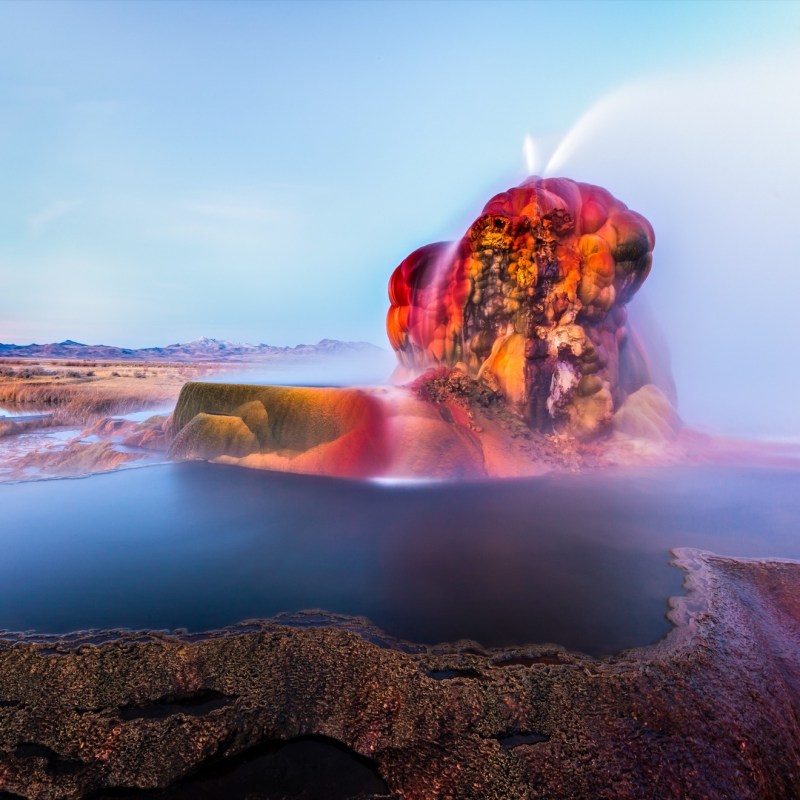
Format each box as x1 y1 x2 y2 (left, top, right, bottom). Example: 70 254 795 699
169 383 391 476
168 412 259 460
172 383 379 452
234 400 272 447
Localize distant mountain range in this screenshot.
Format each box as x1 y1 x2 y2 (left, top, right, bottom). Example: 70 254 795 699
0 337 384 362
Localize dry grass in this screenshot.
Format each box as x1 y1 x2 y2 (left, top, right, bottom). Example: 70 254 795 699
0 382 171 422
0 359 215 423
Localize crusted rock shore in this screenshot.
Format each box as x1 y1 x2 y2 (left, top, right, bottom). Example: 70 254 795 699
1 550 800 799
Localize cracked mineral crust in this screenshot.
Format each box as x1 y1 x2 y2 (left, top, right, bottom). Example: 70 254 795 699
2 552 800 799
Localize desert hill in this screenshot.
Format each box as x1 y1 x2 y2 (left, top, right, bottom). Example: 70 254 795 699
0 336 382 362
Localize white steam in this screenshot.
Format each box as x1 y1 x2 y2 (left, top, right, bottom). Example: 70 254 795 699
545 49 800 438
523 134 539 176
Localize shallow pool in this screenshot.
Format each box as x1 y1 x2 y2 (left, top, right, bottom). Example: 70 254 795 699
1 462 798 655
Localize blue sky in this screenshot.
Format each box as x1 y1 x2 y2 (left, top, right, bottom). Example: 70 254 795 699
1 0 798 354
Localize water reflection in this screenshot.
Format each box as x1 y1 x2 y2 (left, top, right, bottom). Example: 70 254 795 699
1 463 798 655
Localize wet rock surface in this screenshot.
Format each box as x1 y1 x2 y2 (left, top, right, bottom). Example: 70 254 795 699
387 178 659 439
0 415 170 482
2 552 800 799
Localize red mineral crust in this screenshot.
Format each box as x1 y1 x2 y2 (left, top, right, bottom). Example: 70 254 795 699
388 177 655 438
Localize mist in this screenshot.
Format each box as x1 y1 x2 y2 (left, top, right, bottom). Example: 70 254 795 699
541 48 800 439
199 347 396 388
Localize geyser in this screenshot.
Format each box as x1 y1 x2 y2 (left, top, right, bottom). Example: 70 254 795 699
387 177 656 438
170 177 689 478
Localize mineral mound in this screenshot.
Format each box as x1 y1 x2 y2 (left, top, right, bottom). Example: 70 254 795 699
388 177 656 438
168 178 682 478
169 383 390 478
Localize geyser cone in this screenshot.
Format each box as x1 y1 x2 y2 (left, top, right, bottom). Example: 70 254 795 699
387 177 656 438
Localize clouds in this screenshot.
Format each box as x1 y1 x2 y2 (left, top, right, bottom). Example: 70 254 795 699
27 200 80 236
157 194 302 251
186 201 284 223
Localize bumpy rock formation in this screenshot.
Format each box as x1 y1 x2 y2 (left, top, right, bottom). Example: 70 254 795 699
169 383 390 478
388 177 656 438
170 412 259 460
10 441 145 477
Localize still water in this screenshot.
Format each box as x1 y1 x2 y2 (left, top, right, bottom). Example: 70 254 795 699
1 462 799 655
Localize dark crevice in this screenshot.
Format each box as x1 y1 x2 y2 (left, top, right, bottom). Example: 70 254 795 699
437 405 454 424
426 667 487 681
459 647 489 656
118 690 235 721
495 731 550 749
88 734 391 799
13 742 83 775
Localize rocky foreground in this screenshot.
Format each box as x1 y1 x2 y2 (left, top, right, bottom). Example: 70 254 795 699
1 549 800 799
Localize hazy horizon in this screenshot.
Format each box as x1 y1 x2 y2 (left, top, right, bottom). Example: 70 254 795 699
0 334 387 347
